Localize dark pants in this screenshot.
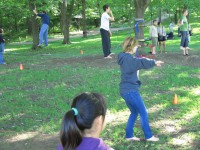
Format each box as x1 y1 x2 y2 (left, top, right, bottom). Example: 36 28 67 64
180 31 189 47
100 28 111 57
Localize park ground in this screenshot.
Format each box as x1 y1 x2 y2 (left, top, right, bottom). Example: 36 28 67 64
0 16 200 149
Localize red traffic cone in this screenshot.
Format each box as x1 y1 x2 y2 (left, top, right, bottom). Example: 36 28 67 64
173 94 178 104
20 63 24 70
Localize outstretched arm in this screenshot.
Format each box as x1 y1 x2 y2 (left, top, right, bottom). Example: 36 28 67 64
155 61 164 67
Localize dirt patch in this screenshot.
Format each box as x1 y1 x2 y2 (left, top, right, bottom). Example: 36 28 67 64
40 51 200 69
0 132 60 150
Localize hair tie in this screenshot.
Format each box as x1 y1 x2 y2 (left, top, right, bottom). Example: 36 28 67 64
71 108 78 116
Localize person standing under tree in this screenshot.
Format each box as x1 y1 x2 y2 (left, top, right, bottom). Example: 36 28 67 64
179 9 190 56
157 22 167 53
149 20 158 55
33 9 50 47
100 4 115 59
0 28 5 64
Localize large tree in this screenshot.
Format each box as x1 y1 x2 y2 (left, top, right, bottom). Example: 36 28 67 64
134 0 151 41
82 0 87 37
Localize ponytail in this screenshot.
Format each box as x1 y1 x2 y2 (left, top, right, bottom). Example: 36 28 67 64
60 110 82 150
60 92 107 150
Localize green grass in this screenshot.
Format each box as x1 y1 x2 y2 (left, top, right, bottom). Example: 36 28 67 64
0 15 200 150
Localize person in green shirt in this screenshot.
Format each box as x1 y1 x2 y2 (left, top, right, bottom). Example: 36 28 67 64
179 9 190 55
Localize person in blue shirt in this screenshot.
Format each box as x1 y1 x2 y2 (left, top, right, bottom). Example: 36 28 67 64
118 37 164 142
33 9 50 46
0 28 5 64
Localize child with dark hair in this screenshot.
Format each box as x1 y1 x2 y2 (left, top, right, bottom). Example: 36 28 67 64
157 22 167 53
118 37 164 142
0 28 5 64
100 4 115 59
57 92 113 150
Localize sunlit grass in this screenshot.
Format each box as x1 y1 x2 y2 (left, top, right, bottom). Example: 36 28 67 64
0 16 200 150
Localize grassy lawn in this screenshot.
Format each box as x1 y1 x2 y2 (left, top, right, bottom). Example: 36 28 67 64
0 15 200 150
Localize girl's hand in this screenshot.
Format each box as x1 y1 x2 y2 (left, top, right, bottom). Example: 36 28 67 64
155 61 164 67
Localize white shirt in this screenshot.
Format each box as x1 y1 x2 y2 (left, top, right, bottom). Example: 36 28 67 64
150 25 158 37
100 12 110 31
169 23 174 32
157 26 166 36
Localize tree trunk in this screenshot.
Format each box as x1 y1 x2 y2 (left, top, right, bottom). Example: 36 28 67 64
159 8 162 22
134 0 150 40
60 0 68 44
29 1 39 50
134 0 150 55
61 0 75 44
82 0 87 38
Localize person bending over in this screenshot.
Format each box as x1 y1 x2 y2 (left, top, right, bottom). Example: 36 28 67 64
33 9 50 47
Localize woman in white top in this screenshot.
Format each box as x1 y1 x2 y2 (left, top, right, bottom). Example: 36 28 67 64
157 22 167 53
149 20 158 55
100 4 115 59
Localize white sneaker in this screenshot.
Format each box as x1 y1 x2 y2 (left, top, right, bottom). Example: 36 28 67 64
146 136 159 142
186 47 191 50
104 56 112 59
126 137 140 141
109 53 115 56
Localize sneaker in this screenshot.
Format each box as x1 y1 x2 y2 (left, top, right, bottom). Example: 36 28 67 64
104 56 112 59
126 137 140 141
146 136 159 142
38 44 42 47
109 53 115 56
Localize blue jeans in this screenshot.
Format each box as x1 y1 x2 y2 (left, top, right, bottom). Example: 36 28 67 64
39 24 49 46
180 31 189 47
0 43 5 64
121 91 153 139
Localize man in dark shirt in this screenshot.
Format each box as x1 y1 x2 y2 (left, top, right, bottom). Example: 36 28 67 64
33 9 50 46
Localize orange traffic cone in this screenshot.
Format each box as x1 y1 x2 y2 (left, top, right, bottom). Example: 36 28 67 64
173 94 178 104
20 63 24 70
80 50 84 54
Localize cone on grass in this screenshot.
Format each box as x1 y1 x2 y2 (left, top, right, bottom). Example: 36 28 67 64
20 63 24 70
80 50 84 54
173 94 178 104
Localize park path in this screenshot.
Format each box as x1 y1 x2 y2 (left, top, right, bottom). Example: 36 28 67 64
9 13 170 46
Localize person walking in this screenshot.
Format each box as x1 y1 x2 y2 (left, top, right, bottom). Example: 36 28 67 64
33 9 50 47
157 22 167 53
149 20 158 55
118 37 164 142
179 9 190 55
100 4 115 59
